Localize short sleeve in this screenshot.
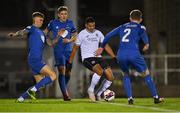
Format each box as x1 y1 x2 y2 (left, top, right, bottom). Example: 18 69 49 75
25 26 32 33
70 21 77 33
98 31 105 43
75 33 82 45
139 25 149 44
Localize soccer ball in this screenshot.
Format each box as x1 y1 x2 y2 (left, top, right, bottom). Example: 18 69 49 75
103 89 115 101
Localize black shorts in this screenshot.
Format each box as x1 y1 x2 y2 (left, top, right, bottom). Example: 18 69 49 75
82 57 109 71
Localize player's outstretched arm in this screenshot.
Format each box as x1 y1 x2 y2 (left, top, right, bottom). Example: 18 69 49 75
45 28 66 46
8 29 28 38
69 44 79 64
70 32 78 42
104 44 116 58
95 47 104 56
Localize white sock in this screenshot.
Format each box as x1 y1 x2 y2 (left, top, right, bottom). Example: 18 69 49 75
18 96 24 102
97 79 112 97
88 73 101 92
153 95 159 99
31 86 37 92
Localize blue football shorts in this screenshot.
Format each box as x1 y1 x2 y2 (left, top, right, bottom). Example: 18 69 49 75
54 51 71 67
28 59 46 75
117 52 147 73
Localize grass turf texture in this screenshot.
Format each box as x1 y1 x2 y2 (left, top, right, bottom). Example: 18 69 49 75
0 98 180 112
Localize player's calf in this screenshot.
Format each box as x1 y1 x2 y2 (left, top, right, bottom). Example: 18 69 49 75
104 67 114 81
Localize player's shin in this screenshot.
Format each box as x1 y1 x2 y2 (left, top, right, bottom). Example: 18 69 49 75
144 74 158 98
16 91 29 102
123 75 133 99
88 73 101 92
58 74 68 96
65 71 71 86
96 79 112 100
88 73 101 102
33 76 53 91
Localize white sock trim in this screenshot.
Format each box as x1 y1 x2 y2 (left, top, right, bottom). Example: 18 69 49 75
31 86 37 92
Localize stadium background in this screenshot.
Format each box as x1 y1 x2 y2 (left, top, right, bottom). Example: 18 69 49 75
0 0 180 99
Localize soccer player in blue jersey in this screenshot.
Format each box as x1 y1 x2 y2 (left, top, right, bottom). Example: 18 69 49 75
96 10 164 104
44 6 77 101
8 12 65 102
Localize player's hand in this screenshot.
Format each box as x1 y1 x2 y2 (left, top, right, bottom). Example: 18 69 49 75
63 38 71 43
112 57 118 64
95 47 104 56
142 44 149 52
66 62 72 70
8 32 16 37
57 28 66 37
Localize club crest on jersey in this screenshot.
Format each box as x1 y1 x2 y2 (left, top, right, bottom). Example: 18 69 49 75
56 26 59 29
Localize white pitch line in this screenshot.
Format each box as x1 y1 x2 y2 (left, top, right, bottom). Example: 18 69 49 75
98 101 178 112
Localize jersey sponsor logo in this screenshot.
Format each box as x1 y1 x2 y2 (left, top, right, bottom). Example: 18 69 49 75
87 37 98 42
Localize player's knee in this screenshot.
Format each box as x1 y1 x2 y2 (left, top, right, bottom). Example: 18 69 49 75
58 66 65 74
65 70 71 76
92 64 103 76
140 69 150 77
50 73 57 81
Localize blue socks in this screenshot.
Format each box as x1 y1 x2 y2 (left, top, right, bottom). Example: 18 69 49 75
123 74 158 99
123 75 132 98
144 75 158 97
21 76 52 99
65 74 70 86
21 91 29 99
58 74 67 94
35 76 52 90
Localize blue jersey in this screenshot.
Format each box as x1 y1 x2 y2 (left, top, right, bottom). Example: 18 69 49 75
47 19 76 52
101 22 149 73
26 25 46 61
26 25 46 74
101 22 149 54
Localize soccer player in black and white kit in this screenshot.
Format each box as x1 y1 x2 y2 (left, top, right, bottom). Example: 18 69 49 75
69 17 116 102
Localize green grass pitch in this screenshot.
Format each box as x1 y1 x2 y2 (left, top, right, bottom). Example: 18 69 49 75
0 98 180 112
